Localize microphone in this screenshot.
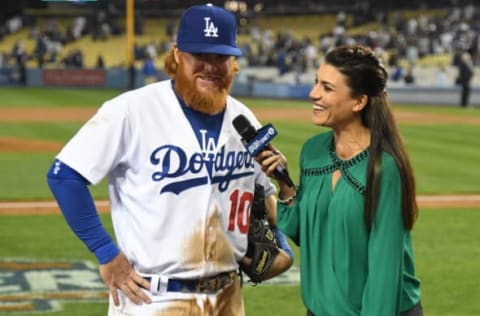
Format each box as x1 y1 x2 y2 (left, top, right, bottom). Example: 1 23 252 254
233 114 294 187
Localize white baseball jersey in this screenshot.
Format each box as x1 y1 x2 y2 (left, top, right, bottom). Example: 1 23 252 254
57 80 273 279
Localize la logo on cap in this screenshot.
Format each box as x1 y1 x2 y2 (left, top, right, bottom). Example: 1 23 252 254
203 17 218 38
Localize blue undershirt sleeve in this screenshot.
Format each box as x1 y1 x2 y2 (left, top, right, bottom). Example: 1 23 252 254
46 159 119 264
274 227 294 261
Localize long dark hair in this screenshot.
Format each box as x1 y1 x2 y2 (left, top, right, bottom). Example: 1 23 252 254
325 45 418 231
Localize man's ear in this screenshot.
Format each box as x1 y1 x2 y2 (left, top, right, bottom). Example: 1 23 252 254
173 45 180 64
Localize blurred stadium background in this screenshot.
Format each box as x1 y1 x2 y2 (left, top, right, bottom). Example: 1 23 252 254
0 0 479 105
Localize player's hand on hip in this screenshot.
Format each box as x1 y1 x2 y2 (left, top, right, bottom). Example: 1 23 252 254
99 251 151 306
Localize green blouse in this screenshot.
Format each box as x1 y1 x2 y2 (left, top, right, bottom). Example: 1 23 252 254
278 131 421 316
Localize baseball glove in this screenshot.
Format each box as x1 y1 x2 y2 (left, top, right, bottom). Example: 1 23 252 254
240 184 280 284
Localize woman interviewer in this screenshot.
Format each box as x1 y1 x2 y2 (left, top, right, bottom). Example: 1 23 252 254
257 44 422 316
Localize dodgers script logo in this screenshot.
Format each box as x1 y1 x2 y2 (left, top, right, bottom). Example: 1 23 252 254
203 17 218 37
150 141 255 195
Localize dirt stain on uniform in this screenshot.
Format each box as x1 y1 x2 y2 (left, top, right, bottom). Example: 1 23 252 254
154 204 244 315
181 205 236 272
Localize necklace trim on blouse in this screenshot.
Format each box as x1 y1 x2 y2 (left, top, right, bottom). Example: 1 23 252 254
301 137 369 194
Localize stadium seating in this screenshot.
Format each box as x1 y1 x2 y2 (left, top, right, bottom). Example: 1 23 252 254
0 7 477 88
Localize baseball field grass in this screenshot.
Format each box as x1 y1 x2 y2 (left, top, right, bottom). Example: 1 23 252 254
1 87 480 315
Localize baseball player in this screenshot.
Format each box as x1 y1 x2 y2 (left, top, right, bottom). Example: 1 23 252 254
47 4 292 316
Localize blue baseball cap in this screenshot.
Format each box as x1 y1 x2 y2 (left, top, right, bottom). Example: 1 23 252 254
177 3 242 57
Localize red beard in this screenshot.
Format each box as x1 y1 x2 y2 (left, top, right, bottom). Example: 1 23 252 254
174 64 234 114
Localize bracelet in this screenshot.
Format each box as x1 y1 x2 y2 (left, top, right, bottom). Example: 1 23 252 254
278 191 296 205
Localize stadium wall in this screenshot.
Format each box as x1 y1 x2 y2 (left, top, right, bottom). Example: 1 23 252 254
0 68 478 107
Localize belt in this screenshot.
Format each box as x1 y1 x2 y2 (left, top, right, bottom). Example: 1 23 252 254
144 271 236 295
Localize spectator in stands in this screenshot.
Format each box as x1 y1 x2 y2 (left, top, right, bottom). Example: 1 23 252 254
10 40 27 85
165 18 175 39
391 64 404 83
435 64 450 88
142 55 157 85
33 32 47 67
62 49 84 68
304 37 318 70
17 56 27 86
276 48 288 76
133 43 144 61
96 54 105 69
72 16 86 40
6 15 22 34
404 65 415 85
454 51 474 107
145 41 157 60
